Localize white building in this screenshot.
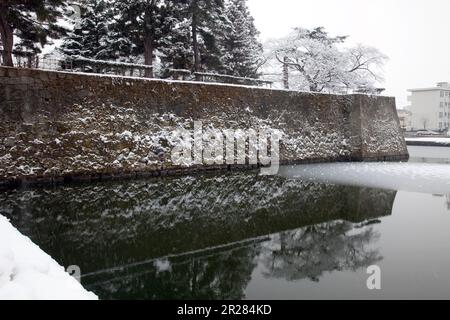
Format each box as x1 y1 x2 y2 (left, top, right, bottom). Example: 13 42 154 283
408 82 450 132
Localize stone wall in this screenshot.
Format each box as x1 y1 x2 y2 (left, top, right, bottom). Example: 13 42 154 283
0 67 408 187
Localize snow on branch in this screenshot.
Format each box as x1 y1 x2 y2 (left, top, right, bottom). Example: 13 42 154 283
262 27 387 93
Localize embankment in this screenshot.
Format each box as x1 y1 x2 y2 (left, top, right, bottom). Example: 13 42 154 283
0 67 408 187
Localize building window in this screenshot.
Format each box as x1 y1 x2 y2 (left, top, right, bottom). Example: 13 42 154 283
439 122 443 129
441 91 445 98
441 102 444 108
440 112 444 118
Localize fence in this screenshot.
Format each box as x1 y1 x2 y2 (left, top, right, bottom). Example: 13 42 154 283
0 50 40 68
165 70 273 88
0 51 152 77
65 56 154 77
193 72 273 88
1 51 273 88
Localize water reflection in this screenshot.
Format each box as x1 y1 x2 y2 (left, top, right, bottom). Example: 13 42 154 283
0 172 394 299
408 146 450 164
261 221 381 283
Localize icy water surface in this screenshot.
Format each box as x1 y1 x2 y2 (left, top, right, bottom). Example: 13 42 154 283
1 146 450 299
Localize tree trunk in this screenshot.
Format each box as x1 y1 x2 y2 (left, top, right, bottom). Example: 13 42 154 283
0 8 14 67
191 1 201 72
143 34 154 78
282 56 289 89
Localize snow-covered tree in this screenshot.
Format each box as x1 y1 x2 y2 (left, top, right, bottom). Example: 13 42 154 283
60 0 115 61
187 0 227 72
0 0 72 66
159 18 194 72
344 44 388 92
111 0 183 77
264 27 387 93
159 0 228 74
222 0 263 78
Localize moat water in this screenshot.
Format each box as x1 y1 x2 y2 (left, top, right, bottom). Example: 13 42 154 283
1 146 450 299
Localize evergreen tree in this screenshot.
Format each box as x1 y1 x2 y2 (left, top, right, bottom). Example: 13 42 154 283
111 0 182 77
222 0 263 78
159 18 194 72
0 0 71 66
188 0 227 72
60 0 115 61
160 0 226 74
162 0 261 76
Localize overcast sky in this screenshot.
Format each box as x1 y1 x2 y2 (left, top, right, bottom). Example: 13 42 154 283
247 0 450 107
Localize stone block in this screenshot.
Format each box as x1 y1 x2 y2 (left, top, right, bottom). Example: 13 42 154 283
19 76 34 84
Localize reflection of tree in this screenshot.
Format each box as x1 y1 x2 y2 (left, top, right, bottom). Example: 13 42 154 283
87 219 383 299
262 221 381 282
88 245 260 300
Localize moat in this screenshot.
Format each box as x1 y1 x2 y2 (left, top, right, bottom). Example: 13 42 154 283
1 146 449 300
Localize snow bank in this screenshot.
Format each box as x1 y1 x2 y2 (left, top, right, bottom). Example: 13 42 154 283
406 137 450 145
0 215 98 300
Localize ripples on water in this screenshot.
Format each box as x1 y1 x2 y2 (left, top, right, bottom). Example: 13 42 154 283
1 146 450 299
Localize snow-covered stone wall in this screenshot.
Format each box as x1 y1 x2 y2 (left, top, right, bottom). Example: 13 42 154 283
0 67 408 187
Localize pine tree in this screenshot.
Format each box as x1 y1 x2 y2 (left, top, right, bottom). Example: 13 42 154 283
159 18 194 72
188 0 227 73
0 0 71 66
222 0 263 78
111 0 182 78
60 0 114 61
159 0 227 74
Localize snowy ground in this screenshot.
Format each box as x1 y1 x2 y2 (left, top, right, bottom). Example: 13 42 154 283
0 215 98 300
405 137 450 145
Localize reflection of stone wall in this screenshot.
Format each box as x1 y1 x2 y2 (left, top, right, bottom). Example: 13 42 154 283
0 172 395 299
0 67 408 187
0 172 396 275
